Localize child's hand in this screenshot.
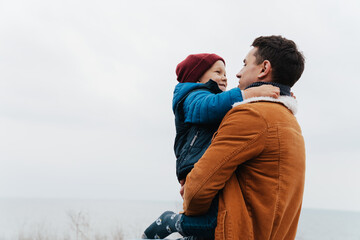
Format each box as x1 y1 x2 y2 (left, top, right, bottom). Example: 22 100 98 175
243 85 280 99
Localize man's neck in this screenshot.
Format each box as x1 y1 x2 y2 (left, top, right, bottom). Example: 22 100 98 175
245 82 291 96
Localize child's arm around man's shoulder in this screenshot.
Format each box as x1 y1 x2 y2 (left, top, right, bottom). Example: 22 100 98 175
183 85 279 125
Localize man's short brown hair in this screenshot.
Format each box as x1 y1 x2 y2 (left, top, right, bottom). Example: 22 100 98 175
252 35 305 87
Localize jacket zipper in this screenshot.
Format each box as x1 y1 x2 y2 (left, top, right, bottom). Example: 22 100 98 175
190 131 199 147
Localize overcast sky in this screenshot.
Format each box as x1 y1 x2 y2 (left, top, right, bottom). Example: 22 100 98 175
1 0 359 212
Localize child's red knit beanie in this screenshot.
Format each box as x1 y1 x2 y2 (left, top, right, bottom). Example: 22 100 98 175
176 53 225 83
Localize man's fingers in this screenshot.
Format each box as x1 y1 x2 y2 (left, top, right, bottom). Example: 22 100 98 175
179 179 185 186
180 185 185 199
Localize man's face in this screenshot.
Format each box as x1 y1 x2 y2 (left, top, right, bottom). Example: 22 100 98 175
236 47 263 90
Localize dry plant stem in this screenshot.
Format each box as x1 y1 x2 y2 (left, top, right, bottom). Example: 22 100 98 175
67 211 90 240
16 211 125 240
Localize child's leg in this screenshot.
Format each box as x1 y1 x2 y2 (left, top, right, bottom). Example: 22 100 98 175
180 196 218 239
142 196 218 239
142 211 183 239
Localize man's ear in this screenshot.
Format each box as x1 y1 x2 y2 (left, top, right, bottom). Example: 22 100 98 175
258 60 271 79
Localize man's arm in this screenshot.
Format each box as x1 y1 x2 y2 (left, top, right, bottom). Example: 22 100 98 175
183 105 267 215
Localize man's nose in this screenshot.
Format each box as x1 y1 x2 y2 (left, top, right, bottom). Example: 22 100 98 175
236 71 241 79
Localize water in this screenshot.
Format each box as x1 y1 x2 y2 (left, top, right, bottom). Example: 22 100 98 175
0 198 359 239
0 198 183 239
296 208 360 240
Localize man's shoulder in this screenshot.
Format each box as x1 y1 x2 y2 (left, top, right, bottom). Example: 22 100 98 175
232 96 298 115
223 96 299 129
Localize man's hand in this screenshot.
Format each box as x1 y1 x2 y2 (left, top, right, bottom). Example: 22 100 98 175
179 179 185 199
243 85 280 99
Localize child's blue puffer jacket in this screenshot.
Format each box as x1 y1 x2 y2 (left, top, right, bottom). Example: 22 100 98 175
172 80 243 181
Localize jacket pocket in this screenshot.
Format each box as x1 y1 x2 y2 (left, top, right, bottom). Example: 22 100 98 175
215 210 227 240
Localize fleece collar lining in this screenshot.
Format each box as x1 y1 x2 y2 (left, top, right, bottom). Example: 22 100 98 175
232 96 298 115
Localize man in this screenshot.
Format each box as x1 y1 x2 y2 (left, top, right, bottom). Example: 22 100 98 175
182 35 306 240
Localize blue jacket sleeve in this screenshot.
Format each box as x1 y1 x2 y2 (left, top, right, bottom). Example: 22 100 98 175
183 87 243 124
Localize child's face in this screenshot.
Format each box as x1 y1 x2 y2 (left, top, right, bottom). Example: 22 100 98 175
198 60 227 91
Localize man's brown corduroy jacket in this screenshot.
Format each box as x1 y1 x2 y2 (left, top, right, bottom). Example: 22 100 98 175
183 96 306 240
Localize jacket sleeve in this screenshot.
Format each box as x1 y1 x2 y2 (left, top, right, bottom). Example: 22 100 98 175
183 87 243 124
182 106 267 216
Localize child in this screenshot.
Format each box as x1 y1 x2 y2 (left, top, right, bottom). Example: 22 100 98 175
142 54 279 239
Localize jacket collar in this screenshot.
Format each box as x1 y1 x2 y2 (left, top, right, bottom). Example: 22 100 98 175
233 96 298 115
245 82 291 96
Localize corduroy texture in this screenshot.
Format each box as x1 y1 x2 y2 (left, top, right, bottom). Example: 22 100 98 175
183 97 305 240
176 54 225 83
